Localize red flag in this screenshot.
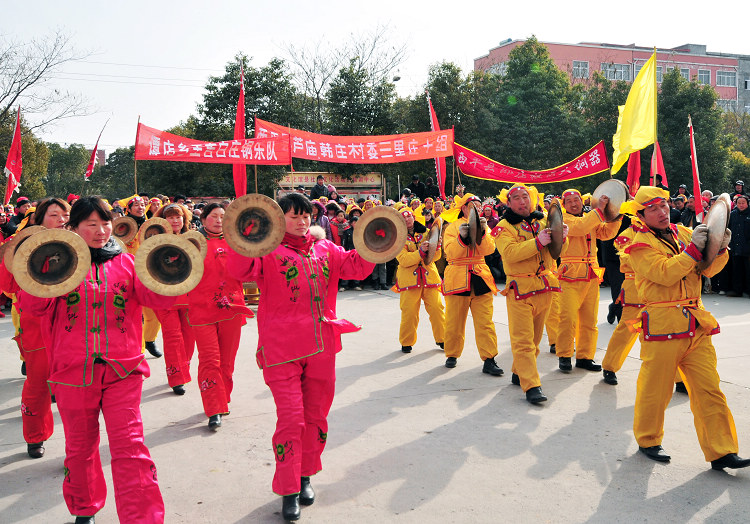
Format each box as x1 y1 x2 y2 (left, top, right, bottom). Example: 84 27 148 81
626 150 641 197
4 107 22 206
427 92 447 200
84 121 108 180
688 115 703 222
233 65 247 197
649 140 668 188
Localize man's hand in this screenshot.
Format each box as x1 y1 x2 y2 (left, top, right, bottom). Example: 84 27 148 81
690 223 709 251
597 195 610 212
720 228 732 251
479 217 487 239
458 223 470 240
538 228 552 246
562 223 569 240
420 240 430 253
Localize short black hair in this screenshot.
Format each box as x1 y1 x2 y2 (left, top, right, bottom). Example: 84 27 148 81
69 196 113 230
316 175 325 180
201 202 225 220
174 194 187 202
279 192 312 214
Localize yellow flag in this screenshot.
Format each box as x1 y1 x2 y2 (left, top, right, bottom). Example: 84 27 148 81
611 53 657 174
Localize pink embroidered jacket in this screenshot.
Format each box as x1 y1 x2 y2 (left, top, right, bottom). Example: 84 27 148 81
227 237 374 368
18 253 175 387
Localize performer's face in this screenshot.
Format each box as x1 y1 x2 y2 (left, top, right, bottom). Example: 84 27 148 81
285 209 311 236
129 199 146 217
509 191 531 216
166 213 184 234
641 199 671 230
203 207 224 235
563 194 582 215
74 211 112 249
42 204 70 230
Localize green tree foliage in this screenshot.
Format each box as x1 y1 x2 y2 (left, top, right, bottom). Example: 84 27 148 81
86 146 137 201
45 143 89 198
658 68 728 192
0 112 48 202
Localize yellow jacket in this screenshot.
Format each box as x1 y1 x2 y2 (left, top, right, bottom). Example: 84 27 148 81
494 215 567 299
627 223 728 340
441 217 497 295
613 221 643 307
559 208 620 282
393 230 442 291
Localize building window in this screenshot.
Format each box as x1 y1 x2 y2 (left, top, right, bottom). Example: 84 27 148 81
716 99 736 112
745 78 750 90
698 69 711 85
656 66 663 83
601 63 631 81
716 70 737 87
572 60 589 79
680 68 690 80
488 62 507 76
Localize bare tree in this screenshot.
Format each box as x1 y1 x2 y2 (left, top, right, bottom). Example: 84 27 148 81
0 30 89 130
283 23 407 132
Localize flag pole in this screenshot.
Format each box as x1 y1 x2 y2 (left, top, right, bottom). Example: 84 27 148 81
134 115 141 194
254 164 258 193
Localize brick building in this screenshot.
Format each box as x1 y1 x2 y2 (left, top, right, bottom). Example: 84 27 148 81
475 39 750 112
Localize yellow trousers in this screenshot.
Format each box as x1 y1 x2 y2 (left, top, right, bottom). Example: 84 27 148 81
633 328 738 462
507 292 552 391
143 307 162 344
544 291 561 346
399 287 445 347
601 305 640 373
444 293 497 361
557 279 599 360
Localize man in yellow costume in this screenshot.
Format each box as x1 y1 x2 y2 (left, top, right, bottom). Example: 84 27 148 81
441 194 503 376
556 189 621 373
392 208 445 354
627 186 749 469
600 215 643 385
494 184 568 403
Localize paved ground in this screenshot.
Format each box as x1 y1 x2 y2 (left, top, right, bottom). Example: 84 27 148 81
1 287 750 523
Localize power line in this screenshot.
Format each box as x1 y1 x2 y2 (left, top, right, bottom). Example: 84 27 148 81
78 59 222 72
50 76 205 88
55 71 210 82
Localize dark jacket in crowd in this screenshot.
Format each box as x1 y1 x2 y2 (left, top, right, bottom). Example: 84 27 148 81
729 206 750 257
424 182 441 200
406 180 426 200
309 182 329 200
680 208 700 228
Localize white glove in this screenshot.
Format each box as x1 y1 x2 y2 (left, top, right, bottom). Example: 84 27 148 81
458 223 470 240
720 228 732 251
690 224 709 251
537 229 552 246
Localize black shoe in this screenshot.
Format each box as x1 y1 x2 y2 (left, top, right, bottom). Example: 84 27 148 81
549 344 556 354
607 311 616 324
75 517 95 524
145 341 163 358
482 357 504 376
208 414 222 431
639 445 671 462
436 342 444 349
51 394 56 403
526 386 548 404
675 381 688 394
603 370 618 385
511 373 520 386
445 357 457 368
282 494 301 521
172 385 186 395
711 453 750 470
559 357 572 372
27 442 44 459
299 476 315 505
21 361 27 376
401 346 412 353
575 359 602 372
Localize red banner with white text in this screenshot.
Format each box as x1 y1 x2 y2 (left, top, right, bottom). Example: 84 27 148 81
134 123 290 165
254 117 453 164
453 141 609 183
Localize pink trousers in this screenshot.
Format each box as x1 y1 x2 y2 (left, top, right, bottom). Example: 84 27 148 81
193 315 244 417
154 308 195 387
20 345 54 444
55 365 164 522
263 350 336 495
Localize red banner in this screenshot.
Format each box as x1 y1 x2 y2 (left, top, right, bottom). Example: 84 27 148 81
427 94 447 200
134 123 290 165
453 141 609 183
233 66 247 196
4 107 22 205
254 117 453 164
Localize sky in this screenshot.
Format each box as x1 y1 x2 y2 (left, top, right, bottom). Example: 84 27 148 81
4 0 749 153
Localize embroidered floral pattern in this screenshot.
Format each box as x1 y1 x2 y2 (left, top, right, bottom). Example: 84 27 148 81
275 440 294 462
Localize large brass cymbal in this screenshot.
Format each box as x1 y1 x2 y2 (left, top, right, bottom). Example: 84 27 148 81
699 193 731 269
112 216 138 244
135 234 204 296
182 230 208 259
223 194 286 257
353 206 407 264
547 198 564 260
12 228 91 298
591 179 629 222
138 217 171 245
2 225 46 270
